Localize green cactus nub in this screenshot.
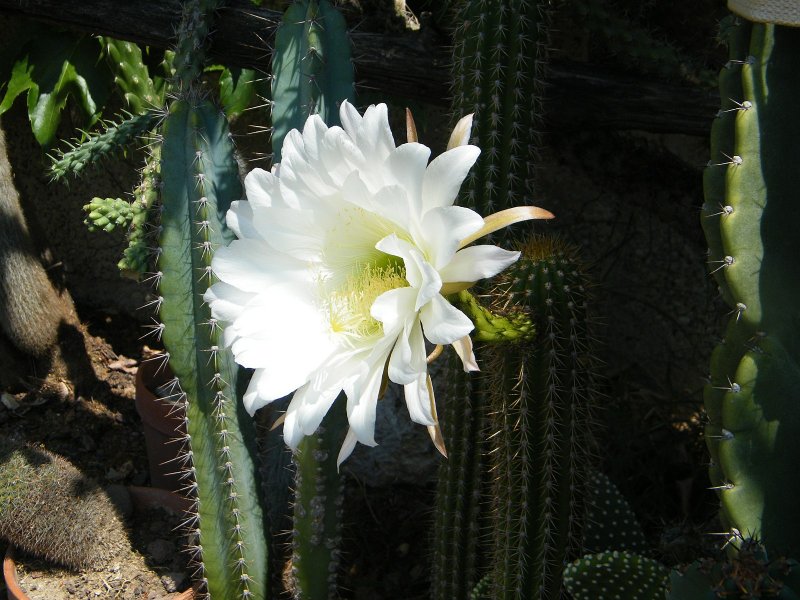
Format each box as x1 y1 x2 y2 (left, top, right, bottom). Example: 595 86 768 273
102 37 162 113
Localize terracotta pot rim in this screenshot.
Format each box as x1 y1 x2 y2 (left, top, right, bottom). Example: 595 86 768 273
3 486 196 600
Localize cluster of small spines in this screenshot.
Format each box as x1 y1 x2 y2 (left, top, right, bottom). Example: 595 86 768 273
562 551 669 600
451 0 550 227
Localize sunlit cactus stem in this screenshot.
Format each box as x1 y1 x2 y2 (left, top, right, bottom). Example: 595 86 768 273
151 1 269 598
702 14 800 557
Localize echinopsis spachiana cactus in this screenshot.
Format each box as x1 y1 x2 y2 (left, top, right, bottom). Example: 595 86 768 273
702 14 800 557
270 2 354 597
146 0 269 597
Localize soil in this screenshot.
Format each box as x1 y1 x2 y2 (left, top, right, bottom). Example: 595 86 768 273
0 311 193 600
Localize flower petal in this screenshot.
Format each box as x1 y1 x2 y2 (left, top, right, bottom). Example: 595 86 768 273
447 114 474 149
403 373 435 426
452 335 479 372
420 294 474 344
371 286 417 334
388 319 426 385
212 240 311 291
337 427 359 468
385 142 431 215
422 145 480 212
419 206 484 269
458 205 555 249
439 245 521 284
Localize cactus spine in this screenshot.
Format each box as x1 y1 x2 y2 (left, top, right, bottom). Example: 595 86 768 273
702 17 800 557
270 2 354 598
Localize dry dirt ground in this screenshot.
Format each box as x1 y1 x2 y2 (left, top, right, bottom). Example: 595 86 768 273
0 312 193 599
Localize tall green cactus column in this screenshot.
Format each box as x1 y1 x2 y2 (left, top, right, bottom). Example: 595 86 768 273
485 237 597 599
270 2 354 598
433 0 556 598
152 1 269 598
703 15 800 557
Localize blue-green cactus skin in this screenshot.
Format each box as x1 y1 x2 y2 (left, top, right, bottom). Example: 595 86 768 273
271 0 354 164
158 97 268 600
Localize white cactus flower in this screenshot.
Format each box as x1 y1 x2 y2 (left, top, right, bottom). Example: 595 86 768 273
205 101 552 464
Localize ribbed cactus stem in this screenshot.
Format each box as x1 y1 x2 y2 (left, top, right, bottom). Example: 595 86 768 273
290 402 347 600
173 0 222 90
433 1 552 595
432 353 489 600
271 0 354 163
158 97 267 599
486 237 596 599
451 0 550 227
703 17 800 557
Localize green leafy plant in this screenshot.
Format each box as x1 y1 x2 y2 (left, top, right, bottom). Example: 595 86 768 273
0 28 112 147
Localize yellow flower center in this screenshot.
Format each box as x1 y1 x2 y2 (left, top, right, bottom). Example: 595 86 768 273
328 263 407 341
